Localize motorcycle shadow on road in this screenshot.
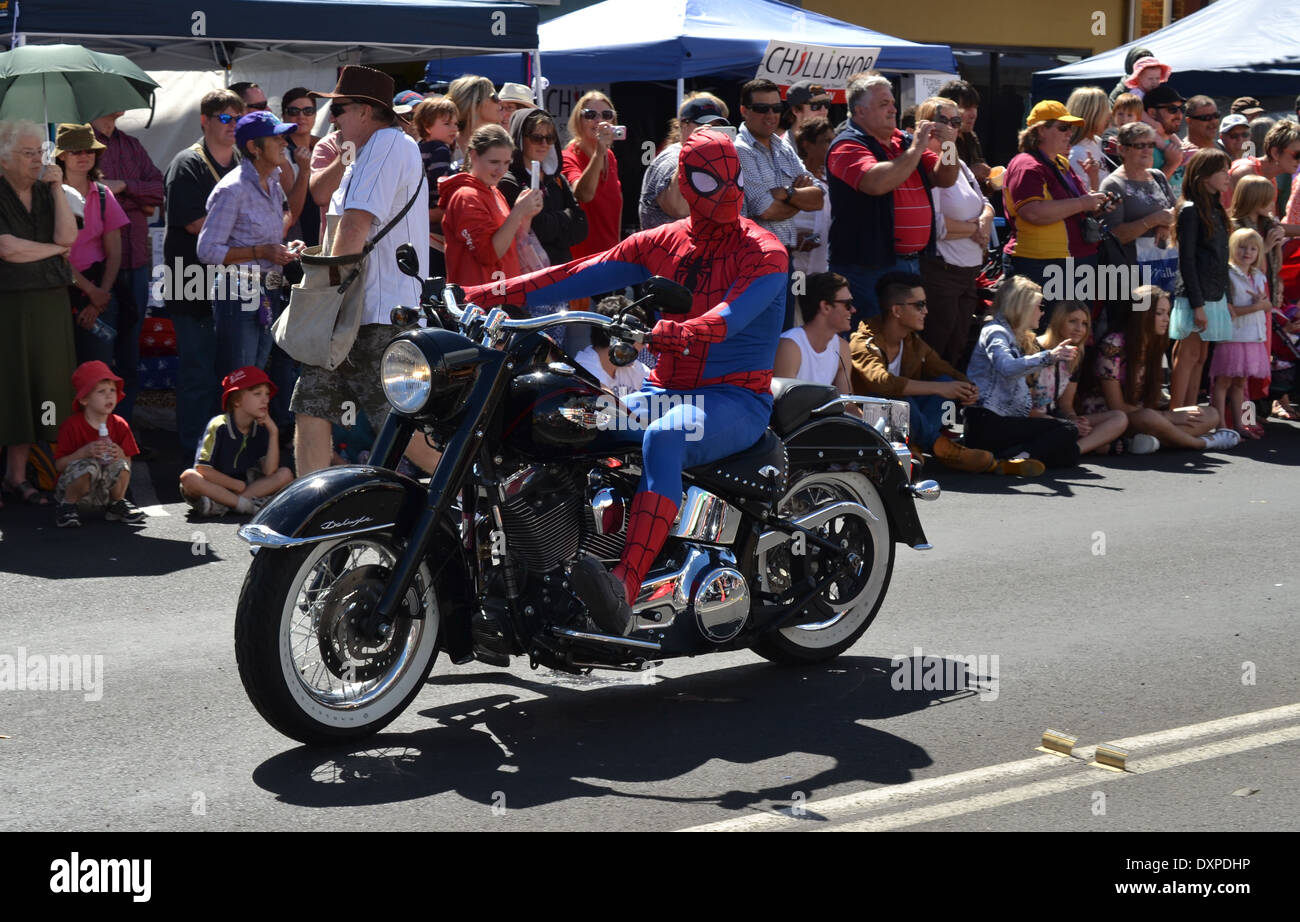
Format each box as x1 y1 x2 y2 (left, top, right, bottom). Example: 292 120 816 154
249 655 993 818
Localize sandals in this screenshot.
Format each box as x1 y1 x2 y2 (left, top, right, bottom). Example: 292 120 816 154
1272 401 1299 421
2 479 51 506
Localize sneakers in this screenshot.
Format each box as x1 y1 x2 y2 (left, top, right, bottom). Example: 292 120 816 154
105 498 146 524
932 435 997 473
1129 433 1161 455
186 494 227 518
995 457 1046 477
55 503 81 528
1201 429 1241 451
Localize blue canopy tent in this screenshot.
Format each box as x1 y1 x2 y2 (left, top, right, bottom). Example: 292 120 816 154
425 0 955 87
4 0 539 63
1033 0 1300 101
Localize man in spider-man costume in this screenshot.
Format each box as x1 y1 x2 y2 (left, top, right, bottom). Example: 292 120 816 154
463 127 787 636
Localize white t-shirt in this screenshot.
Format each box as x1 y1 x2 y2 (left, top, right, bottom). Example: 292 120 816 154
576 346 648 398
329 127 429 326
930 160 988 268
887 346 903 376
1069 137 1111 191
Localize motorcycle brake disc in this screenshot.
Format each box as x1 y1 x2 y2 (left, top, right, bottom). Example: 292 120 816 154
314 564 411 681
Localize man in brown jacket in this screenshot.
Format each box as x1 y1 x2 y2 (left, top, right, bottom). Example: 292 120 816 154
850 272 994 472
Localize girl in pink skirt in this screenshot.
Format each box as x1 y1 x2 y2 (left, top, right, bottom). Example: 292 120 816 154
1213 227 1272 438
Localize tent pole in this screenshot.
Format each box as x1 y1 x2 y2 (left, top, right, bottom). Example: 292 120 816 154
676 77 684 111
532 50 543 107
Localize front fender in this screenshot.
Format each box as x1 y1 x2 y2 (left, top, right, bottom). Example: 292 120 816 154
240 465 424 545
783 417 930 548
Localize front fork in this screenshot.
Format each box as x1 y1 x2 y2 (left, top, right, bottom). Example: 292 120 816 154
364 358 505 633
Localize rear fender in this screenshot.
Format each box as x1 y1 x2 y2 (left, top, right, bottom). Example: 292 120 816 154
782 417 929 547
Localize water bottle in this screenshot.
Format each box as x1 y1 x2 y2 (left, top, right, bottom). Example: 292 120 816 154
97 422 113 462
89 317 116 344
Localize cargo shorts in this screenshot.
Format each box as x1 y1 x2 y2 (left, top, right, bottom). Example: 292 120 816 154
288 323 396 430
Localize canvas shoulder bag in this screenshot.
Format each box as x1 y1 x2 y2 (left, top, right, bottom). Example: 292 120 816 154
272 170 424 371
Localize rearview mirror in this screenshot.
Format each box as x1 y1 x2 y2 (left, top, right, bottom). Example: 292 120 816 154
644 276 692 314
395 243 421 279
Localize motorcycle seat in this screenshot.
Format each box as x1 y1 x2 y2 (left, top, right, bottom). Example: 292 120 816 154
685 428 788 502
769 377 839 436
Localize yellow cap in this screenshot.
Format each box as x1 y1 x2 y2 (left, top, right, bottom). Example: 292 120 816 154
1026 100 1084 128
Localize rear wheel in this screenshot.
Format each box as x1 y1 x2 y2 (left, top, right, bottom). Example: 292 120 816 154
234 535 441 745
752 469 894 664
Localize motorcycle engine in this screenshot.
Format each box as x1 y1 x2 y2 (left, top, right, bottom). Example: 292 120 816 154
499 465 585 573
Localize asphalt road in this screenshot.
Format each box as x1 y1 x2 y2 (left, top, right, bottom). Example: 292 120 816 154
2 421 1298 832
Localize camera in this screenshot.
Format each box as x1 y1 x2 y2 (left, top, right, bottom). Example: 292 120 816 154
611 125 627 140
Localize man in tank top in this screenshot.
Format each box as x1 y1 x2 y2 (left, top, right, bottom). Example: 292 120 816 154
775 271 854 391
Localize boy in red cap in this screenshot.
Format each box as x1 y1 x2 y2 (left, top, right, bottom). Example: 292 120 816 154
179 366 293 517
53 361 145 527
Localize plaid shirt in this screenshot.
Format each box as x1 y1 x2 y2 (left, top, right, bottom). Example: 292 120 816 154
93 127 164 270
734 124 810 247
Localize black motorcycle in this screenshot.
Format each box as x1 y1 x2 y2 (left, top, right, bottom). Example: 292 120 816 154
234 247 940 744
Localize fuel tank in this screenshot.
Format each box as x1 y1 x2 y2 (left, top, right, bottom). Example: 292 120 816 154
501 364 641 459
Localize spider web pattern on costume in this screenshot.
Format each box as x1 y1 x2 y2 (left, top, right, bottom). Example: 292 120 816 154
611 490 680 605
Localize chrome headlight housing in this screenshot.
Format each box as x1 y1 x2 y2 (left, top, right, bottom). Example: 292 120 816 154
381 339 432 414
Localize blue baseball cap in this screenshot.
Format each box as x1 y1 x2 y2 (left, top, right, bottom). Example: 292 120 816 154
235 111 296 149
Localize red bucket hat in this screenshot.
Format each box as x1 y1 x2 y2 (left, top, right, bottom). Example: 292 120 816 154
221 366 277 411
70 360 125 412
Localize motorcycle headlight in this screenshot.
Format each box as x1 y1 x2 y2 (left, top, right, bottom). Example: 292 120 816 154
381 340 432 414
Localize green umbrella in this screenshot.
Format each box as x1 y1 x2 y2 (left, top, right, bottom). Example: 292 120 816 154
0 43 158 125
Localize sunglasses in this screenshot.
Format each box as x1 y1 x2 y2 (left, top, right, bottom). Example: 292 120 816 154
1187 112 1220 121
581 108 615 121
745 103 785 114
284 105 316 117
527 133 556 145
1050 122 1074 133
213 113 239 125
931 115 962 127
1123 141 1157 150
244 101 269 111
1155 104 1185 113
830 298 855 309
1226 131 1251 141
807 102 827 111
331 100 354 116
902 299 928 310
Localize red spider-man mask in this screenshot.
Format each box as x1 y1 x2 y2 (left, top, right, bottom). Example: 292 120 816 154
678 128 744 225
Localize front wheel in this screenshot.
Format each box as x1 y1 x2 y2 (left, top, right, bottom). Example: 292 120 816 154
234 535 441 745
752 469 895 664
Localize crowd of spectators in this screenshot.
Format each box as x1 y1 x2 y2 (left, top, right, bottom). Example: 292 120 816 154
5 49 1300 520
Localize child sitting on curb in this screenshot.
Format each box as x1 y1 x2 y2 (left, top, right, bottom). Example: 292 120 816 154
53 361 145 527
179 367 294 517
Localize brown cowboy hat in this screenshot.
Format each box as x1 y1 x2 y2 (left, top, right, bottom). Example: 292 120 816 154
311 65 407 122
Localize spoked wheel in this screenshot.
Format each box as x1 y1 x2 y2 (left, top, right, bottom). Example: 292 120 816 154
753 470 894 664
234 536 441 745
